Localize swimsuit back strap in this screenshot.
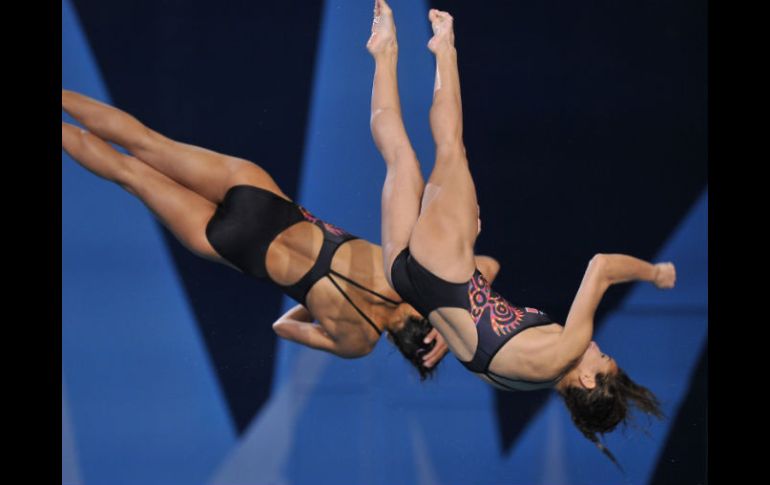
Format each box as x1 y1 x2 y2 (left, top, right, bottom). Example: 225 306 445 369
328 269 402 306
326 273 383 336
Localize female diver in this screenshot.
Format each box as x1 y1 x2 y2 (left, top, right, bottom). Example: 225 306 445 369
366 0 674 463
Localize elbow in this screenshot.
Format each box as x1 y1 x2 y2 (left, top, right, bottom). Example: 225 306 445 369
589 253 608 267
490 257 501 277
588 253 610 282
477 255 501 282
272 320 287 337
486 257 501 281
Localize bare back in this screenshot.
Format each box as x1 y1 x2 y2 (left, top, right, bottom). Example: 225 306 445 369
268 223 404 356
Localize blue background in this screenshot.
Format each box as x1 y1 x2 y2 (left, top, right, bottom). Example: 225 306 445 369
62 1 707 484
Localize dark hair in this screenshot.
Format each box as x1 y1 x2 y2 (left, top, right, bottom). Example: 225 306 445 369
559 368 664 471
388 315 439 380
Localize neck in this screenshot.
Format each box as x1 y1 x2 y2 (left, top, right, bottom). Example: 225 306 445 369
554 359 583 392
381 304 412 334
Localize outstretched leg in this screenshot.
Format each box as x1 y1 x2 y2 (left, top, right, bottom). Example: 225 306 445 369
62 122 233 267
62 90 286 204
367 0 425 285
409 9 478 282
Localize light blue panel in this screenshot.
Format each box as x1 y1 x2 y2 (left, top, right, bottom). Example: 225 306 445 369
62 1 236 484
208 349 333 484
62 376 83 485
497 190 708 485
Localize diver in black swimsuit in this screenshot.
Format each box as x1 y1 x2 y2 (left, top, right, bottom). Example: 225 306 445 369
206 184 398 337
61 89 503 377
367 0 675 464
392 257 563 391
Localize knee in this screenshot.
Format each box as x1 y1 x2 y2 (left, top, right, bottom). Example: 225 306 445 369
117 155 148 192
382 145 421 172
62 89 76 110
383 168 424 201
384 151 424 186
435 142 467 164
126 124 161 154
62 122 86 150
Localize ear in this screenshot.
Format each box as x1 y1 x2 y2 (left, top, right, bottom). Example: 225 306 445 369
578 372 597 389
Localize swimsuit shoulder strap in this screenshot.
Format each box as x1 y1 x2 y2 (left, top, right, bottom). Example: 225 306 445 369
326 272 386 336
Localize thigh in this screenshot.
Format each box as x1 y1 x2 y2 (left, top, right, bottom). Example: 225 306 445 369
409 153 478 282
123 158 237 269
135 133 288 205
380 151 425 285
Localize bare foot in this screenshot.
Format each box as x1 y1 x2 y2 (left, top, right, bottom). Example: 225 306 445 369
366 0 397 56
653 262 676 289
427 9 455 54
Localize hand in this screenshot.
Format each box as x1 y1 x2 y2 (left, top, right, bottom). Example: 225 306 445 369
653 262 676 289
421 328 449 368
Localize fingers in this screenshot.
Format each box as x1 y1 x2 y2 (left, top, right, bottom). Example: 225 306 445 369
422 340 448 368
421 328 449 368
654 262 677 289
423 328 439 345
666 262 677 287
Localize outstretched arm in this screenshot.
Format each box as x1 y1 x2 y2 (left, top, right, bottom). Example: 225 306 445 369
556 254 676 364
602 254 675 287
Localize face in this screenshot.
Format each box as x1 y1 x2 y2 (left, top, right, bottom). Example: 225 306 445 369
576 341 618 389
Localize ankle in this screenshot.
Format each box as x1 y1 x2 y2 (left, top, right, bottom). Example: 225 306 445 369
372 45 399 61
432 45 457 59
